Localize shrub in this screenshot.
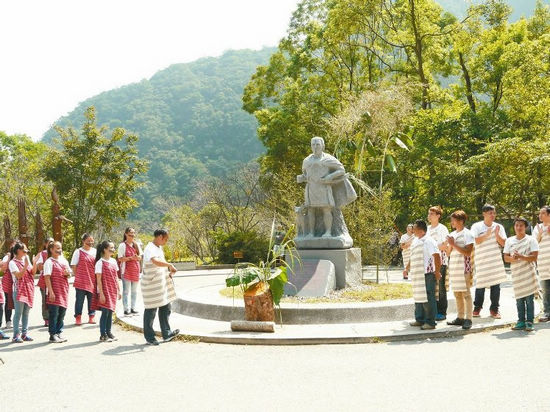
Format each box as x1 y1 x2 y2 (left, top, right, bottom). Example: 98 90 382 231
214 230 270 264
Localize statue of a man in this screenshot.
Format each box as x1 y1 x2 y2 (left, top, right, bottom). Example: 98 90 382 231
296 137 357 242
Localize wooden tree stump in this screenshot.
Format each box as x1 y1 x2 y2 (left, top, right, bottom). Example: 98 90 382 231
243 281 275 322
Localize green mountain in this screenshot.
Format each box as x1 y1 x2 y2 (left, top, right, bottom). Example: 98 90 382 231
43 48 275 222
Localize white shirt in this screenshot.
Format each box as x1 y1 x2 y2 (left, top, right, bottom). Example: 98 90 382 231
9 258 32 280
411 235 440 273
399 233 414 245
95 257 118 274
117 242 143 274
503 235 539 255
70 247 97 266
428 223 449 264
143 242 165 264
533 223 550 240
470 221 507 239
43 256 72 276
449 228 475 246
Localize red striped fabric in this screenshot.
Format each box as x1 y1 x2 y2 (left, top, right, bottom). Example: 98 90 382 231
122 243 140 282
96 259 119 312
13 259 35 308
74 249 96 293
2 265 14 309
46 258 70 308
37 250 48 290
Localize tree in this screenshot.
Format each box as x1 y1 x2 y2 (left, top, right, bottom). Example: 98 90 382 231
0 132 52 253
43 107 148 247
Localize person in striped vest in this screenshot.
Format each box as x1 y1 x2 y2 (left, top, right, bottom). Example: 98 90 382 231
70 233 97 325
0 261 7 338
94 240 121 342
503 217 539 332
407 220 442 330
427 206 450 321
446 210 474 330
9 241 39 342
43 241 73 343
1 240 16 329
399 224 414 280
118 227 142 316
0 246 9 337
35 238 54 326
533 206 550 322
141 229 179 345
471 204 507 319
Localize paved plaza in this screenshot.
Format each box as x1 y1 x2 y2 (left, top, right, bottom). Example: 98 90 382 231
1 269 549 411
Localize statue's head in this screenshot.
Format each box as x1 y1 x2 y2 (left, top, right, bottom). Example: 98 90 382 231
310 136 325 156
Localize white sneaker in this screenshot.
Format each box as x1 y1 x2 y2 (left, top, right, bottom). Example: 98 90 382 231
5 321 12 329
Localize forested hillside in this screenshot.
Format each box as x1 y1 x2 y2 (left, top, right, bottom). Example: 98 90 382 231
43 48 274 223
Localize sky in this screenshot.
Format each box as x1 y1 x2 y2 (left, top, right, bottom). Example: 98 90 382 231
0 0 300 140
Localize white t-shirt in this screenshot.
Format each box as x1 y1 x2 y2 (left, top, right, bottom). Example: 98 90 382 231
428 223 449 264
95 257 118 274
470 221 507 240
143 242 165 264
411 235 440 273
503 235 539 255
43 256 72 276
8 258 32 275
533 223 550 240
449 228 475 246
399 233 414 245
70 247 97 266
117 242 143 274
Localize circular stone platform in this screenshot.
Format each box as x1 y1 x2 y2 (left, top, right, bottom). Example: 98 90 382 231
115 269 532 345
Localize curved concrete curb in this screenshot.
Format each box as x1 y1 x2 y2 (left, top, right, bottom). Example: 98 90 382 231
115 310 517 346
174 290 457 324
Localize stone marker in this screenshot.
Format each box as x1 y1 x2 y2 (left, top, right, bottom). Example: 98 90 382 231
284 259 336 297
231 320 275 333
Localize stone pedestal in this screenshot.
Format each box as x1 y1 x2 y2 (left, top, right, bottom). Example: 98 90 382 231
284 259 336 297
287 248 362 289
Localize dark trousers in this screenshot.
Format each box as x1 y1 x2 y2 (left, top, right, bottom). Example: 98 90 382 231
74 288 95 317
437 265 448 315
516 294 535 323
40 288 48 321
542 279 550 315
0 302 3 325
474 284 500 312
99 308 113 335
4 292 12 322
143 303 172 342
48 304 66 336
414 273 437 326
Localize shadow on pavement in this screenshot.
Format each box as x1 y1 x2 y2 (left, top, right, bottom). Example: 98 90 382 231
493 322 550 339
52 340 102 351
101 344 147 356
0 340 51 352
387 335 465 346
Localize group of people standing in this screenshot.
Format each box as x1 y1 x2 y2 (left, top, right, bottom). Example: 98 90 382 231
0 228 179 346
400 205 550 331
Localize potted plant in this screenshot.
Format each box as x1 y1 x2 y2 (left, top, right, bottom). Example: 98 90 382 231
225 221 298 323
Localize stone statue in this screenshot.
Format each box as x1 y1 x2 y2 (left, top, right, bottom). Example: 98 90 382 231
295 137 357 249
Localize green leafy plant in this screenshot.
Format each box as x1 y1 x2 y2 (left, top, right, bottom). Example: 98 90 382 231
225 220 298 308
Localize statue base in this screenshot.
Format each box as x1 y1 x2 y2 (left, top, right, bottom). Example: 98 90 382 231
287 248 362 289
294 233 353 249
